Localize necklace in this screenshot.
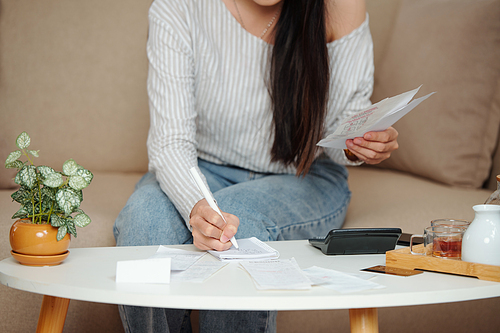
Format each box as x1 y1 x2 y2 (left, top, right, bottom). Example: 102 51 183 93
233 0 281 39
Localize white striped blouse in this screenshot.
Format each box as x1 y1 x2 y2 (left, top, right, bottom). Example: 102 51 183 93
146 0 374 226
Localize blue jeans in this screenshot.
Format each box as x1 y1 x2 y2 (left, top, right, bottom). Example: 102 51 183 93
113 157 351 332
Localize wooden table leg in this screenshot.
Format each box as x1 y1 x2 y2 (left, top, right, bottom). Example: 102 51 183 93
36 295 70 333
349 308 379 333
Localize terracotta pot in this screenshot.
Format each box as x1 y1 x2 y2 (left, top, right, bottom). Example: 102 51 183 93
10 219 71 256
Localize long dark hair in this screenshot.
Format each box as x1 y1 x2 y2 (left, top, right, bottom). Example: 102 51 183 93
269 0 329 176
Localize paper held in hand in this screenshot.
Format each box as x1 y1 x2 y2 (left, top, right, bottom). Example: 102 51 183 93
317 86 435 149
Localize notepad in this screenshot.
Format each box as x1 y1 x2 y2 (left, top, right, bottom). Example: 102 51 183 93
208 237 279 261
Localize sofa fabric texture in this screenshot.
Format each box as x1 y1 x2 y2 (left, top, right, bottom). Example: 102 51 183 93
0 0 499 332
372 0 500 189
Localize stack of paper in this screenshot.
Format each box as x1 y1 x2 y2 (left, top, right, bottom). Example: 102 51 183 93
208 237 279 261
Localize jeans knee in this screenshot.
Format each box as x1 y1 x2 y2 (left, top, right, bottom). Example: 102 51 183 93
114 174 191 246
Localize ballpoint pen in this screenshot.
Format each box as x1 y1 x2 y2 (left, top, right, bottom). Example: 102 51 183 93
189 167 239 249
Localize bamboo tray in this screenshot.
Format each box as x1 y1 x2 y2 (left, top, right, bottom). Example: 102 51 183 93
385 244 500 282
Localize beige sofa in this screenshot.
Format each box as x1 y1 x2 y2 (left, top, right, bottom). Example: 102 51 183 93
1 0 499 332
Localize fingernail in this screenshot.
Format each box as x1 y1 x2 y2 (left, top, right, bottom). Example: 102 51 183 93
220 235 229 243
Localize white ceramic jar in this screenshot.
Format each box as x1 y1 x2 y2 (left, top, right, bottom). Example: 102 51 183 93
461 204 500 266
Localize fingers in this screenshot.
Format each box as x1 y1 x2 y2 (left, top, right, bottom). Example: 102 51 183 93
220 212 239 243
189 199 239 251
190 201 227 235
191 228 233 251
345 127 399 164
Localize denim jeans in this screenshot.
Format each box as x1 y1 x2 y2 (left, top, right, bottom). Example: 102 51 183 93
113 157 351 333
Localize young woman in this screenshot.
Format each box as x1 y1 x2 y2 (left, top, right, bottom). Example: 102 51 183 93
113 0 398 331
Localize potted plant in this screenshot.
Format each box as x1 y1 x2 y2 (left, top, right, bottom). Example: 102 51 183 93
5 132 93 265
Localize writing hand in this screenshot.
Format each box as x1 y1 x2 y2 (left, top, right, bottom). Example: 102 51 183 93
189 199 239 251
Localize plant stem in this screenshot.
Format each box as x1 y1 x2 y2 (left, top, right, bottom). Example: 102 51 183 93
47 202 54 225
23 149 34 166
37 172 42 224
30 187 36 224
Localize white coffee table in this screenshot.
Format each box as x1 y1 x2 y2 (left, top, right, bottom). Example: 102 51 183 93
1 240 499 333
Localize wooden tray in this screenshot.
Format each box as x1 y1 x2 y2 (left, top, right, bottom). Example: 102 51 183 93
385 244 500 282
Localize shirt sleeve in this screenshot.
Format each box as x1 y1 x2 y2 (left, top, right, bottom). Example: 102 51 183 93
146 9 204 227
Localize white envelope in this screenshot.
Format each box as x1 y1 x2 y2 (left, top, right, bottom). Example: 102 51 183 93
116 257 171 284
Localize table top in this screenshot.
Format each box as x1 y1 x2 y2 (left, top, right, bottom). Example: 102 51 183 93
1 240 499 311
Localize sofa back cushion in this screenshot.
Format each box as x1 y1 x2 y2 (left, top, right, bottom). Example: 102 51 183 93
371 0 500 188
0 0 153 189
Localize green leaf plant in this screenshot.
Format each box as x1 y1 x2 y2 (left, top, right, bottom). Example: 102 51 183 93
5 132 93 241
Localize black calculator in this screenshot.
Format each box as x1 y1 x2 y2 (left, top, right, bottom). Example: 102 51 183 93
308 228 402 255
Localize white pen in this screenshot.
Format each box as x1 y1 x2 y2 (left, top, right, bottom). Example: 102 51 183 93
188 167 239 249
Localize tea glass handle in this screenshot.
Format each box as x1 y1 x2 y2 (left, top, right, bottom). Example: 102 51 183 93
410 234 424 255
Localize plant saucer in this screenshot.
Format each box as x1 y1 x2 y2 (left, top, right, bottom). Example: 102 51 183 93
10 250 70 266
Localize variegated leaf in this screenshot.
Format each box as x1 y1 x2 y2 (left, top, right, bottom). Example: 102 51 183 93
41 186 56 201
66 219 77 237
27 150 39 157
76 168 93 184
56 225 68 241
68 175 87 191
44 173 63 188
5 150 21 166
56 188 81 215
62 159 79 176
16 132 30 149
37 166 56 179
6 160 24 169
11 187 30 204
50 215 66 227
15 165 37 188
74 213 91 228
12 206 29 219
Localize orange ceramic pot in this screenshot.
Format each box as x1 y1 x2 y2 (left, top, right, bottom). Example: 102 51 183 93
10 219 71 256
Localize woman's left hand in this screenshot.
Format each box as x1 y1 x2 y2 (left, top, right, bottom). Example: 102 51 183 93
345 126 399 164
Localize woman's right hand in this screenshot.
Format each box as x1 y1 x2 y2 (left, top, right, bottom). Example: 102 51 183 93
189 199 239 251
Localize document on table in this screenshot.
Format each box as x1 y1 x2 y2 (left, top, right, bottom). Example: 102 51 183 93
208 237 279 261
303 266 385 293
317 86 435 149
171 261 229 283
240 258 312 290
149 246 206 270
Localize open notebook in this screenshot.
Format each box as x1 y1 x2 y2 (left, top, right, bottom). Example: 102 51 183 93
208 237 279 261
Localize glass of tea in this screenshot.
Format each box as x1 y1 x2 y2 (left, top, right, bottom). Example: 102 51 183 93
431 218 470 229
410 226 465 259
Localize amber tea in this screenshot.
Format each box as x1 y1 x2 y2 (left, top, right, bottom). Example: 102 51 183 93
432 237 462 258
411 226 465 259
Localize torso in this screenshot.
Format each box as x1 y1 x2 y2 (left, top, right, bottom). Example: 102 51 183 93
148 0 373 173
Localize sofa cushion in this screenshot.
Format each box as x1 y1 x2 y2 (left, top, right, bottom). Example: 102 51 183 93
344 167 490 234
371 0 500 188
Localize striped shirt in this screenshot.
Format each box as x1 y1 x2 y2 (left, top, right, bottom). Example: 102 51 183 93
146 0 374 225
